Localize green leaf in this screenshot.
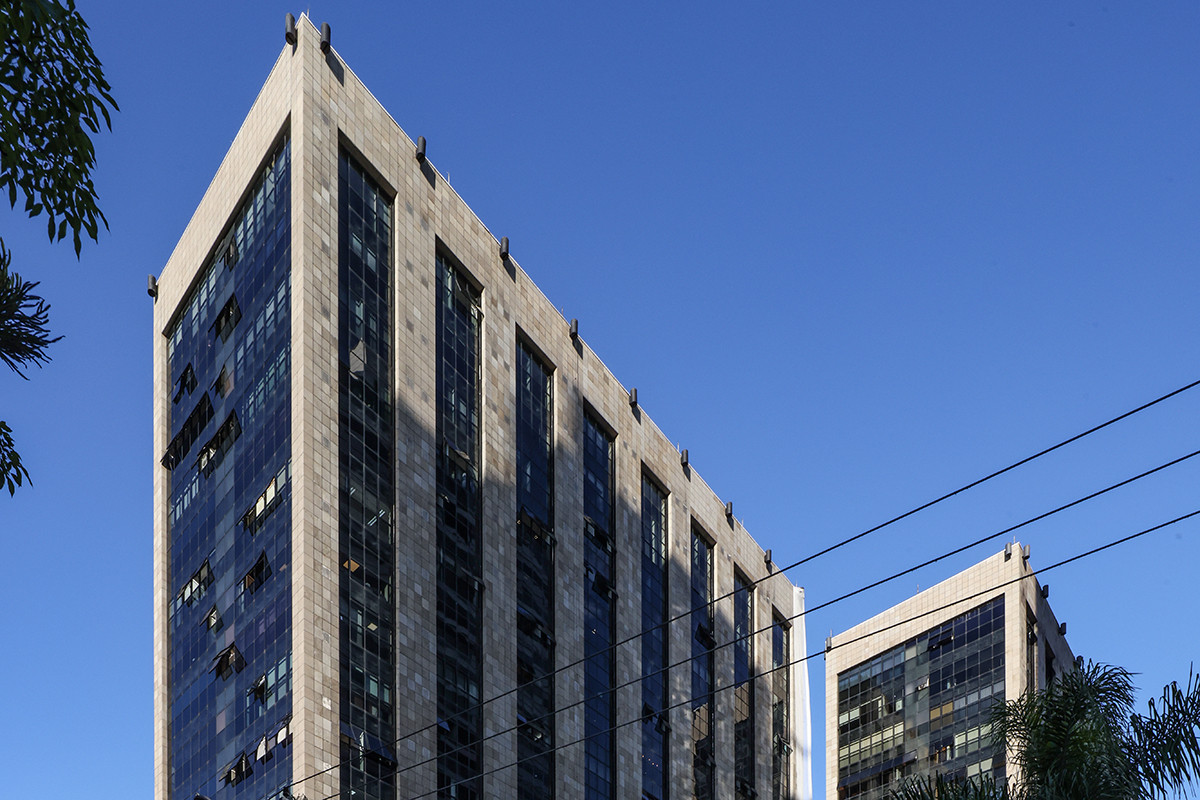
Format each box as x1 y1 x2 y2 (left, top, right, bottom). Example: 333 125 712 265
0 420 34 496
0 0 117 252
0 0 117 494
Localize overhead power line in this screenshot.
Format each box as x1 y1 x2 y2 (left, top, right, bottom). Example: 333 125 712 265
350 450 1200 795
260 375 1200 800
388 508 1200 800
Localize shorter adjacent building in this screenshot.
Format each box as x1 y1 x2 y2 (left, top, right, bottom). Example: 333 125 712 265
824 544 1073 800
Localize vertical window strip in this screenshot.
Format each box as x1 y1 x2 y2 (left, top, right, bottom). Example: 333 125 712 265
582 413 616 800
733 570 756 800
771 617 790 800
641 476 669 800
435 253 484 800
515 342 556 800
690 530 715 800
337 151 396 800
834 595 1007 800
166 139 293 800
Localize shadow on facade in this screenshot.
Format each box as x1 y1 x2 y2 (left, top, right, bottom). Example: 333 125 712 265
359 378 793 800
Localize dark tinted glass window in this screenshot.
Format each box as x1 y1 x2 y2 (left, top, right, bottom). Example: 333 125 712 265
583 412 615 800
641 476 669 800
166 139 292 800
338 151 397 800
834 595 1007 800
435 253 483 800
516 341 555 800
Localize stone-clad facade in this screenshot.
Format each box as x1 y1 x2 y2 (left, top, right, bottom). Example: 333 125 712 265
824 545 1073 800
154 16 811 800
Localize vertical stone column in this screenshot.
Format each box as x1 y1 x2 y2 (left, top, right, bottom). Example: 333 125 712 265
553 376 587 798
667 494 694 799
391 116 440 800
152 304 171 800
291 15 341 800
790 585 813 800
479 255 518 800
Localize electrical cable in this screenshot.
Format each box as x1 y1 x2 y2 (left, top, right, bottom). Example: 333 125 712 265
336 450 1200 796
258 375 1200 799
379 379 1200 756
389 507 1200 800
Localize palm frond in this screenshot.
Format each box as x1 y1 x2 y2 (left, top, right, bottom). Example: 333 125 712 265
0 240 62 378
1129 668 1200 798
894 661 1199 800
894 772 1010 800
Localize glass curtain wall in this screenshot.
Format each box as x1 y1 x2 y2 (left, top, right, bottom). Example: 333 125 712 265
337 152 397 800
690 530 715 800
582 413 616 800
733 571 756 800
515 342 556 799
640 476 670 800
835 596 1007 800
435 254 484 799
771 616 791 800
165 139 293 800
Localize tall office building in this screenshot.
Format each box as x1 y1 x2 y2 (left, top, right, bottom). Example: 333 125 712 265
824 544 1073 800
152 16 811 800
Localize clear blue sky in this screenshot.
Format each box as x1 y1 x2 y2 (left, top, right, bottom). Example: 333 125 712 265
2 3 1198 798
